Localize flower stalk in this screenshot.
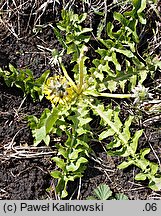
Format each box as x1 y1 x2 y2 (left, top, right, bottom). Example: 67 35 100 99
83 90 134 99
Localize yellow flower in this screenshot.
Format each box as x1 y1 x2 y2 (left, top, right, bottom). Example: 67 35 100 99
43 75 75 105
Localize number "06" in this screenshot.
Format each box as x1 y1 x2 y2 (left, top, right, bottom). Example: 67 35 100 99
145 203 157 211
